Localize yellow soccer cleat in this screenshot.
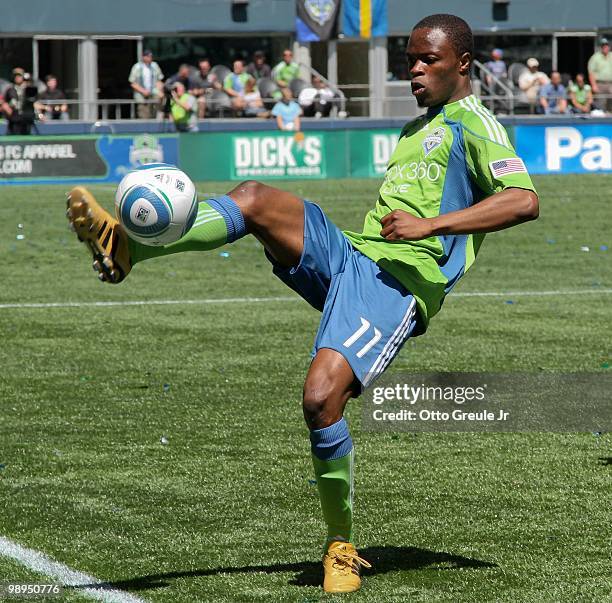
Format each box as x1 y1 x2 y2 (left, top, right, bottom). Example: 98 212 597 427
66 186 132 284
323 541 371 593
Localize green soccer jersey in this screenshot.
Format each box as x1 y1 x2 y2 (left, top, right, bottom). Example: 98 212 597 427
343 94 536 330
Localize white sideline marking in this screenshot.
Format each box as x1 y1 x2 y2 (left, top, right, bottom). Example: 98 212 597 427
452 288 612 298
0 296 298 310
0 536 147 602
0 289 610 311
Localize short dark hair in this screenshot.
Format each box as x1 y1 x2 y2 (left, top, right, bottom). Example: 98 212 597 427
412 14 473 58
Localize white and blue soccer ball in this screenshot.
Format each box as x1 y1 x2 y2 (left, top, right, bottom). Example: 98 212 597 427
114 163 198 246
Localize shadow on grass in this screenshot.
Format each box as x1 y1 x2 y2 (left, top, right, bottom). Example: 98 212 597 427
598 457 611 465
70 546 496 592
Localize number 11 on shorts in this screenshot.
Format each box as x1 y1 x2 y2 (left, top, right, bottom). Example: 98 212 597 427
343 317 381 358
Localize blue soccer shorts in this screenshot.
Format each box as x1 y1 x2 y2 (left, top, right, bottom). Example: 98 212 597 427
267 201 420 388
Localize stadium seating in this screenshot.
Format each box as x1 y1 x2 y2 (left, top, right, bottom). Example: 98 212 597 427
207 89 233 117
257 77 281 107
211 64 231 85
289 78 309 99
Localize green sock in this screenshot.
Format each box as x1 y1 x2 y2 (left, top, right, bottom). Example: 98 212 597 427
128 200 234 264
312 450 354 543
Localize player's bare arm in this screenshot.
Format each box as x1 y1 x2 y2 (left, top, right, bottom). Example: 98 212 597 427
380 187 539 240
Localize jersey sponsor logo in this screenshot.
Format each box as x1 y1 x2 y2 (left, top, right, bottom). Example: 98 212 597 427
422 126 445 156
385 161 442 182
381 160 441 194
489 157 527 178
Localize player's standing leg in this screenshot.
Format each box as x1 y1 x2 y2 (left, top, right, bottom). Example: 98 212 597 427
303 349 371 593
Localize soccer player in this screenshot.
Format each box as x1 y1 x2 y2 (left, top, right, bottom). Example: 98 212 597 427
66 14 538 594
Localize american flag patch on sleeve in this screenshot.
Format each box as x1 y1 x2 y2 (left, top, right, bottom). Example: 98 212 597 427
489 157 527 178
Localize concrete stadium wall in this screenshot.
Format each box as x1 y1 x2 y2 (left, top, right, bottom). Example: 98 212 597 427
2 1 611 34
0 0 294 34
388 1 612 33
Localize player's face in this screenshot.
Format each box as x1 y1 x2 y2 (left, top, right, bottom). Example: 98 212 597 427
406 28 469 107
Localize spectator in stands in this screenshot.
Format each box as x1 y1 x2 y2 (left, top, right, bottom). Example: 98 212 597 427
169 81 198 132
272 49 300 89
298 75 335 118
36 75 68 120
166 64 198 93
484 49 509 114
243 77 268 117
588 38 612 113
2 68 37 134
192 58 222 119
569 73 593 114
246 51 271 80
539 71 568 115
0 91 10 129
128 49 164 119
223 59 250 114
519 58 550 113
272 87 301 131
484 48 507 83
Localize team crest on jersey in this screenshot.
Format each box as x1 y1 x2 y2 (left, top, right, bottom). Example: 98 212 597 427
422 126 445 156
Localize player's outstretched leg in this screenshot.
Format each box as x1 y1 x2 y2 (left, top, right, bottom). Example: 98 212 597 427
66 186 132 283
303 349 371 593
66 181 305 282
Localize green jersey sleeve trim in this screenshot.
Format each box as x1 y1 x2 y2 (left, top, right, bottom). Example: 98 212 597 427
459 122 513 152
455 96 513 148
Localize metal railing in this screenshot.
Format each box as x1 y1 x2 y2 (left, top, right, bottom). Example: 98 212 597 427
473 59 515 113
27 91 612 121
297 62 347 116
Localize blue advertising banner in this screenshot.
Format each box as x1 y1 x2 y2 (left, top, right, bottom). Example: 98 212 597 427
0 133 179 185
514 124 612 175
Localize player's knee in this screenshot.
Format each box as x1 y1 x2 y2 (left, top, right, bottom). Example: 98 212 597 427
302 377 340 429
230 180 267 220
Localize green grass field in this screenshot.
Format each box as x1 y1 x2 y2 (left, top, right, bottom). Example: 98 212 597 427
0 175 610 603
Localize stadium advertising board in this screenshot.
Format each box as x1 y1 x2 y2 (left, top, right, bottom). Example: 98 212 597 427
349 129 399 178
515 124 612 175
0 134 179 184
180 130 348 180
233 132 326 179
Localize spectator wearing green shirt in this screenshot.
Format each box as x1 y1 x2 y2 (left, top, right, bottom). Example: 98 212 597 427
272 49 300 88
588 38 612 112
170 81 198 132
569 73 593 114
224 60 250 114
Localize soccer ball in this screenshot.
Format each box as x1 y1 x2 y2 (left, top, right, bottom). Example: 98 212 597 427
115 163 198 246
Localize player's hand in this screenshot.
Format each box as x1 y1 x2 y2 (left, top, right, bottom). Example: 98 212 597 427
380 210 432 241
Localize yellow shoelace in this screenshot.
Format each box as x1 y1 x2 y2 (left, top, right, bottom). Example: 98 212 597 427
330 548 372 574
